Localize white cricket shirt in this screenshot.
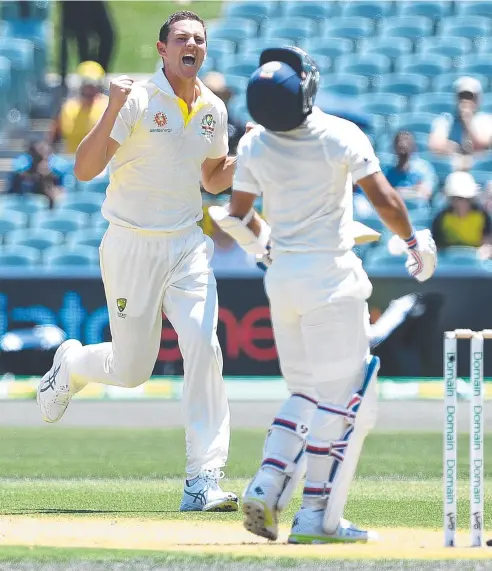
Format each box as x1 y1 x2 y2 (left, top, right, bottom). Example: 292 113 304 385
234 107 380 254
105 70 228 231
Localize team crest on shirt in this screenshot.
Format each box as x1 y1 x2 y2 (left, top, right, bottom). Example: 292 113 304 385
200 113 216 140
150 112 171 133
117 298 127 318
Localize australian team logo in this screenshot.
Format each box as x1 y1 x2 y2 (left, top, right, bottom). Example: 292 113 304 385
150 112 171 133
117 298 127 318
200 113 216 140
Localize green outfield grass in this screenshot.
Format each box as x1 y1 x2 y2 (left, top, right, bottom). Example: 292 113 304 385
1 428 491 531
49 1 223 74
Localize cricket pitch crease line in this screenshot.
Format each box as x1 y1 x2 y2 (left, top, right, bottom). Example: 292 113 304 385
0 517 490 560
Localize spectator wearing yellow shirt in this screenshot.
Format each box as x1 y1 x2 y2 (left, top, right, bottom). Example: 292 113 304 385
432 172 492 256
49 61 109 155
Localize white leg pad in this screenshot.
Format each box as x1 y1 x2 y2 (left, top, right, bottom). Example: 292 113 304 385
322 354 380 534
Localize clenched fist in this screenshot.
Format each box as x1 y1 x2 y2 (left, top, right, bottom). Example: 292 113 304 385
108 75 134 111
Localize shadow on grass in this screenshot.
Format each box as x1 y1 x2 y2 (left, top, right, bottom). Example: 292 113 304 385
2 508 182 515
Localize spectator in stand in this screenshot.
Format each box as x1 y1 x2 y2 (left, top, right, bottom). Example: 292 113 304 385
431 171 492 258
201 71 245 156
48 61 109 155
428 77 492 170
7 140 67 208
384 131 436 203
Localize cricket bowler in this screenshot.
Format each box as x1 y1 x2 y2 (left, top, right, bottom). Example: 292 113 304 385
37 11 239 513
209 47 437 543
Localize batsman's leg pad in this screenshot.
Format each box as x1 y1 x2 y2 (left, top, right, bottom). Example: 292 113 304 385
320 354 379 534
262 393 317 511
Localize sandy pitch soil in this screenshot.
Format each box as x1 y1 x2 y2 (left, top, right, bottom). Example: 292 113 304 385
0 517 490 560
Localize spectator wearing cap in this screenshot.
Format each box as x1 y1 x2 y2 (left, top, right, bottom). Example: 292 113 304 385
428 77 492 164
431 171 492 257
384 131 437 204
48 61 109 155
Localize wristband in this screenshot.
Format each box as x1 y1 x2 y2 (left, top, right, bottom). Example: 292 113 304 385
404 231 417 250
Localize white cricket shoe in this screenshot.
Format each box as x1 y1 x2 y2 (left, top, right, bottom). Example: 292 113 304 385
242 469 283 540
179 469 239 512
37 339 82 423
288 508 378 544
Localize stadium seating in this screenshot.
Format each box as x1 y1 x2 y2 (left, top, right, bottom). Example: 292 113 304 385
457 55 492 78
223 1 275 24
0 244 41 267
262 17 318 42
335 54 392 78
44 245 99 268
375 73 429 96
242 37 296 57
76 178 110 194
358 37 413 61
341 1 396 20
0 56 11 132
4 228 64 251
396 1 454 21
0 193 50 215
207 18 258 47
58 193 105 216
284 1 338 21
382 16 434 41
417 36 473 58
395 54 453 77
322 17 376 40
455 1 492 19
319 73 369 97
223 54 259 78
67 228 105 249
0 38 35 115
411 93 456 115
359 93 408 117
432 72 488 93
302 38 354 60
438 16 491 40
31 210 89 234
0 210 28 235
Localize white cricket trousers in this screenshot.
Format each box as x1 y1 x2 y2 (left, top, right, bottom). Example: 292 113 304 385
68 223 230 479
264 250 374 403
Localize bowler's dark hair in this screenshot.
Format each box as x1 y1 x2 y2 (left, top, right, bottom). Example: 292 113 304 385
159 11 207 43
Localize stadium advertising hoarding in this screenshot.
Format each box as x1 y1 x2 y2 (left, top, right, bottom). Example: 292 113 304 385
0 275 491 378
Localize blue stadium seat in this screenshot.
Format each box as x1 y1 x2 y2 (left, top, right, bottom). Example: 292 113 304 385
358 37 413 61
475 38 492 54
44 245 99 268
411 93 455 115
432 72 488 94
319 73 369 97
0 56 10 131
419 152 454 184
197 57 217 77
207 19 258 46
263 17 317 42
322 17 376 40
377 152 395 170
395 54 453 77
206 39 237 64
359 93 408 117
0 38 35 115
376 73 429 96
364 247 407 269
0 244 40 267
4 228 64 251
438 247 483 266
341 1 396 19
58 192 104 216
91 214 109 230
416 36 473 58
242 37 296 57
223 2 275 23
409 210 432 229
284 1 338 22
301 38 354 60
455 1 492 19
391 113 437 135
480 94 492 113
31 210 89 234
457 55 492 78
382 16 434 41
0 193 50 216
470 170 492 188
396 1 454 21
0 210 28 234
1 0 50 20
335 54 392 78
224 74 249 96
76 178 109 194
67 228 106 248
377 132 429 154
471 156 492 172
223 54 260 78
438 16 491 40
3 19 51 85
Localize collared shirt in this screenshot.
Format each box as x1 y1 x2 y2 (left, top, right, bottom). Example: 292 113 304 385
233 107 381 255
105 70 229 231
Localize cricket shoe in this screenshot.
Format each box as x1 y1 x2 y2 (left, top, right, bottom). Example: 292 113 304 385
242 469 283 540
288 508 378 544
179 469 239 512
37 339 82 423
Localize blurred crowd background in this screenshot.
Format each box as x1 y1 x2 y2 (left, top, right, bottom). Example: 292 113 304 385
1 0 492 379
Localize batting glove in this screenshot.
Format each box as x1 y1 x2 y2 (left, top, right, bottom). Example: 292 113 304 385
404 229 437 282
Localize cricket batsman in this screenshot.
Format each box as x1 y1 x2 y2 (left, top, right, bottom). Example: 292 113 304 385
209 47 437 543
37 11 240 513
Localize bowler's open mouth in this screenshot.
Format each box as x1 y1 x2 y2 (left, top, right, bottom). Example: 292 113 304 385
182 55 196 66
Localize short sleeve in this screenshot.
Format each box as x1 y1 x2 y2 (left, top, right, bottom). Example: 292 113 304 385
345 125 381 183
208 104 229 159
109 94 139 146
233 132 262 196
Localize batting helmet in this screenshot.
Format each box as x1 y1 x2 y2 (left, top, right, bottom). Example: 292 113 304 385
246 46 320 132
